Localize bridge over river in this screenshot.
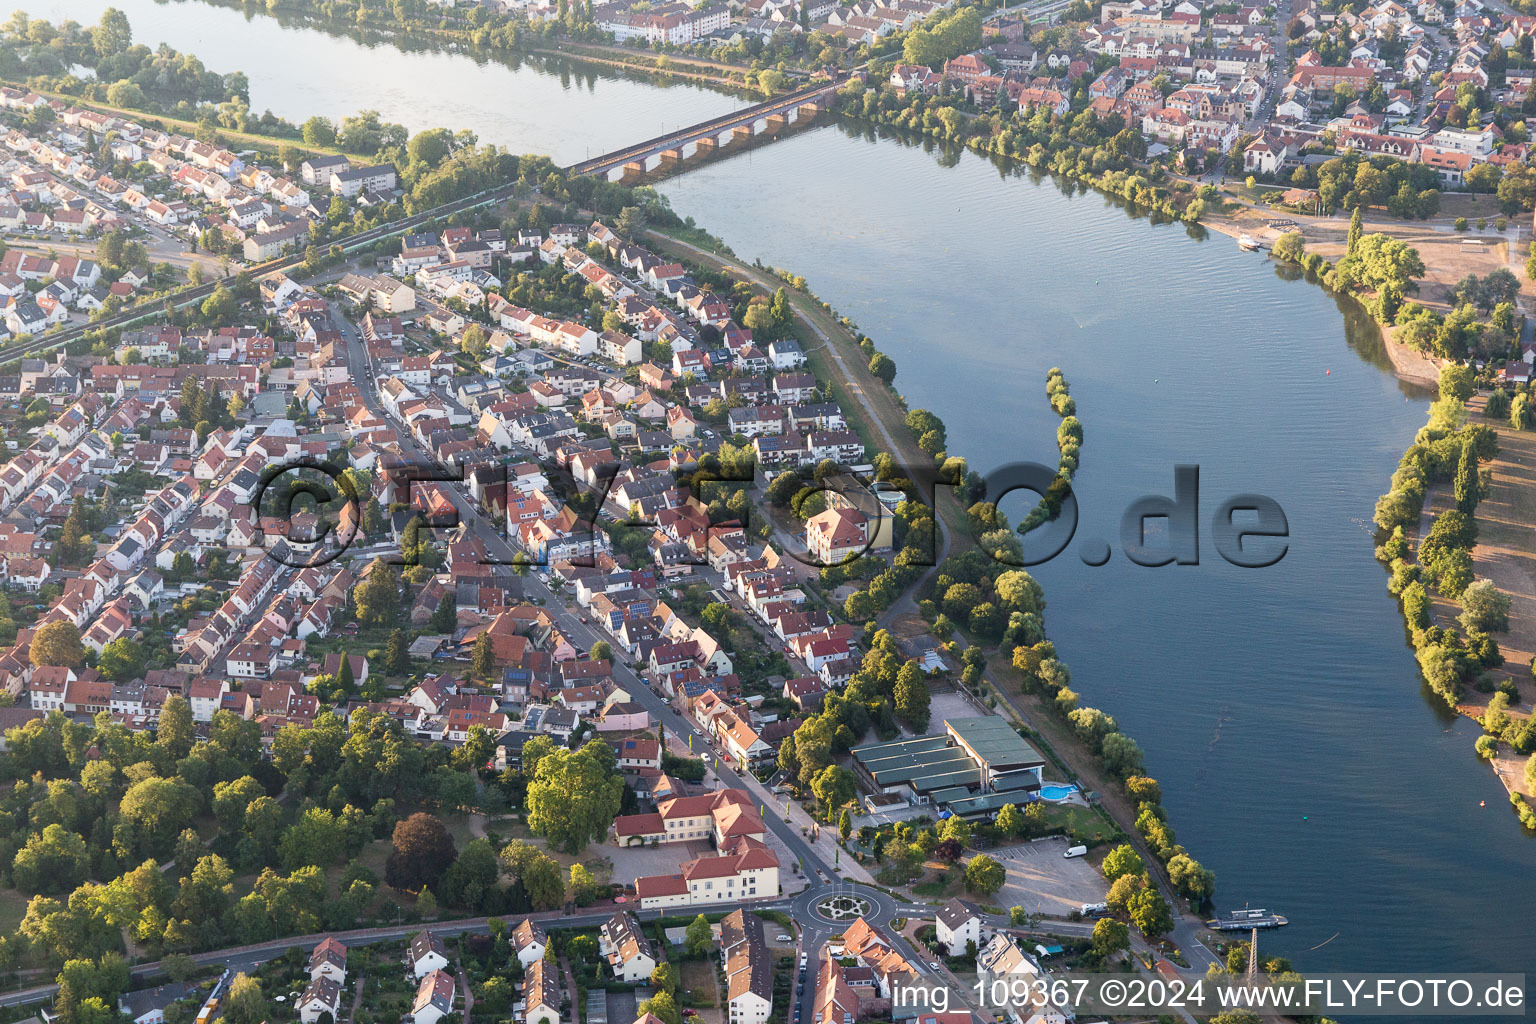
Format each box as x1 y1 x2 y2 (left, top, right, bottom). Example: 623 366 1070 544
566 76 844 181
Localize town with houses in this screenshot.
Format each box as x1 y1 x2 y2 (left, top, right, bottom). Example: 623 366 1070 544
0 182 1127 1020
1 0 1533 348
5 0 1492 1017
881 0 1536 186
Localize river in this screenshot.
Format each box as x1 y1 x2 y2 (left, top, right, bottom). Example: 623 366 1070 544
13 0 1536 996
19 0 747 165
659 123 1534 983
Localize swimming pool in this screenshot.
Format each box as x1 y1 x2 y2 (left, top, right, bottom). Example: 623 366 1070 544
1039 783 1079 801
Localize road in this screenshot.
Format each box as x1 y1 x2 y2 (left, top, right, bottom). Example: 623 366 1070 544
334 302 841 879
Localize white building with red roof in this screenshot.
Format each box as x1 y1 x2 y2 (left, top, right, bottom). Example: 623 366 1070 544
613 787 764 846
634 836 780 909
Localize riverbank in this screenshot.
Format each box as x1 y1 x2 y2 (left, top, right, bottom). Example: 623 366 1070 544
199 0 765 93
644 223 1224 968
0 77 367 163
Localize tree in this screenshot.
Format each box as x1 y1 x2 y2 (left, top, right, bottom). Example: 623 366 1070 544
1347 205 1363 253
1439 363 1476 403
499 840 563 909
838 808 852 842
161 954 197 984
212 776 264 831
810 765 856 822
1106 873 1147 915
1333 233 1425 317
590 640 613 664
1513 393 1536 431
1271 231 1305 262
302 116 336 147
385 629 412 675
570 863 603 906
995 802 1025 837
1100 733 1145 779
893 661 931 731
1100 844 1144 881
1454 439 1482 513
637 991 682 1024
1091 917 1130 958
685 913 713 955
525 743 624 854
1127 887 1174 937
616 206 649 238
353 558 399 624
470 633 496 681
1459 579 1512 633
30 621 85 669
1166 853 1216 901
12 825 90 894
120 777 200 853
224 974 267 1024
97 638 145 681
92 6 133 58
651 962 679 996
280 808 347 869
386 813 457 892
407 128 453 167
869 352 897 384
200 285 236 324
157 695 194 760
963 854 1006 895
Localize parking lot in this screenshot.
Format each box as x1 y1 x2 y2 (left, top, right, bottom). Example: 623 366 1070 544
989 836 1107 916
927 690 987 724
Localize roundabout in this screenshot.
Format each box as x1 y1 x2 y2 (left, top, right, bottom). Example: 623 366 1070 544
815 892 872 920
789 881 901 928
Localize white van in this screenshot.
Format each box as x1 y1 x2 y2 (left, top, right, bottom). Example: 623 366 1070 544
1064 845 1088 858
1080 902 1107 916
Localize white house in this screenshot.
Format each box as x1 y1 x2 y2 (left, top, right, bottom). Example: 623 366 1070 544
599 911 657 983
408 930 450 979
511 918 549 968
309 937 348 984
935 898 988 958
411 969 455 1024
297 977 342 1024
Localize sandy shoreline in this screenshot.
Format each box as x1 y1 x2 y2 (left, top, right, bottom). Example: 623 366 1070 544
1204 213 1446 388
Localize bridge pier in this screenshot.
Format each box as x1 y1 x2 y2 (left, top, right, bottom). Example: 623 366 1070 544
659 148 683 167
694 136 718 155
733 124 755 142
799 101 823 118
621 160 647 182
764 113 788 134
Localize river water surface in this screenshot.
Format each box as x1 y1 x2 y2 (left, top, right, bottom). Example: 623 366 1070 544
11 0 1535 993
20 0 748 165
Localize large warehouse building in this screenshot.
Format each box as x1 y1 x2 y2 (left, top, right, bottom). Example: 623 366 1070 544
850 716 1047 818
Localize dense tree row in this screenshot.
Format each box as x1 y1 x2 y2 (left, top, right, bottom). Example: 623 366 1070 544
1375 366 1512 711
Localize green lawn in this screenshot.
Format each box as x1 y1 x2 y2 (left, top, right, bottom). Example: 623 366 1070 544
1042 803 1120 844
0 888 28 933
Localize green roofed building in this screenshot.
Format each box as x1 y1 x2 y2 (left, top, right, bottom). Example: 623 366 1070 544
850 716 1046 818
